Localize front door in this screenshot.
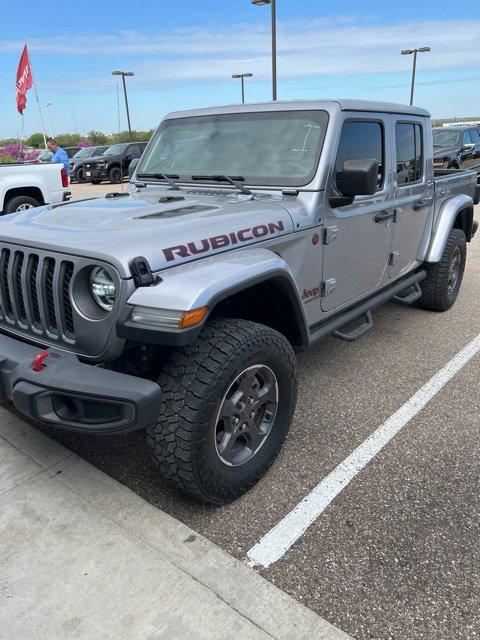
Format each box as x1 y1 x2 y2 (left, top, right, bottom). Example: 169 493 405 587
389 119 432 277
321 115 393 312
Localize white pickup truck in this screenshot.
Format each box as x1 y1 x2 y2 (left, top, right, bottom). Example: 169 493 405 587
0 163 71 215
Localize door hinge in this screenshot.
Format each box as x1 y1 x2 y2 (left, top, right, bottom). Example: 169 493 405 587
323 225 339 245
321 278 337 297
389 251 400 265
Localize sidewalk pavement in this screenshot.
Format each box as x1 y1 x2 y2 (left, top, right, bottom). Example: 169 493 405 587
0 406 353 640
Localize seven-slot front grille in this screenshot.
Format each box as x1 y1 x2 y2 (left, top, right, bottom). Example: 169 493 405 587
0 246 75 342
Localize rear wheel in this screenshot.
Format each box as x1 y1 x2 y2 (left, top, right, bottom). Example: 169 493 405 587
4 195 40 214
109 166 123 184
418 228 466 311
146 319 298 504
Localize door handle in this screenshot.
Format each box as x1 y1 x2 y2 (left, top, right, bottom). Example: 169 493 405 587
374 210 395 223
413 200 427 211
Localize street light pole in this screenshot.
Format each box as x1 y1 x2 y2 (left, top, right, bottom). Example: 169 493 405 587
401 47 431 105
251 0 277 101
232 73 254 103
112 70 134 140
46 102 54 138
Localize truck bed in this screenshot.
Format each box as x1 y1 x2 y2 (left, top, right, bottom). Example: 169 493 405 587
433 167 479 212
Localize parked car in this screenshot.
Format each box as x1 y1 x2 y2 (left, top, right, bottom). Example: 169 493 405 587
70 146 109 183
0 162 70 214
0 100 478 504
36 148 53 163
64 146 81 159
433 126 480 171
83 142 147 184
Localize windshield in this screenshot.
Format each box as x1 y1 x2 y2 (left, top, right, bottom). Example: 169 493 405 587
137 110 329 187
73 147 95 159
104 144 127 156
433 129 461 148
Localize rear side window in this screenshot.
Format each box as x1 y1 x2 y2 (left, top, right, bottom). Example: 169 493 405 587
395 123 423 185
469 129 480 145
334 121 384 193
462 130 472 146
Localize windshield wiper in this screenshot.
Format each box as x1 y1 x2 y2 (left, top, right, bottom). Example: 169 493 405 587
137 173 181 190
192 175 252 195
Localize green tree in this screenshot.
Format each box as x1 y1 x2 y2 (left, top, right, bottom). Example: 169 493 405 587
110 129 154 144
87 130 110 146
25 133 45 148
56 133 83 147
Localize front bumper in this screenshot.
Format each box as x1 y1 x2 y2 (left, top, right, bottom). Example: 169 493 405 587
0 332 161 434
85 167 108 181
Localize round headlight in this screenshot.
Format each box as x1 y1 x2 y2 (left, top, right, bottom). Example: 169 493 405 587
89 267 116 311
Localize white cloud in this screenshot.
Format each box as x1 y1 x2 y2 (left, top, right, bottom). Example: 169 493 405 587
2 17 479 91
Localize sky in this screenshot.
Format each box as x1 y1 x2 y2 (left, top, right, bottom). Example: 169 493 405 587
0 0 479 138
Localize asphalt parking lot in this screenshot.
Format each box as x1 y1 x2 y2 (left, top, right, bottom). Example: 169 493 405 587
3 184 479 639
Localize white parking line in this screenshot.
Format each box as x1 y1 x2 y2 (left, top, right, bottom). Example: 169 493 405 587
246 333 480 569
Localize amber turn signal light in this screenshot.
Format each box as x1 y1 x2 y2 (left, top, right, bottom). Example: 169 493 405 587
179 307 208 328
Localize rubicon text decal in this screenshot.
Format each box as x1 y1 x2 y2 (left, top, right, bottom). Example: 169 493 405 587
163 220 285 262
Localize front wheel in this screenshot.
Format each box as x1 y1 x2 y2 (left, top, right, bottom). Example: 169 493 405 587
146 319 298 504
109 166 123 184
75 167 86 183
418 228 466 311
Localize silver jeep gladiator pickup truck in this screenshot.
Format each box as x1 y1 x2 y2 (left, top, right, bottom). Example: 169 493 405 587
0 99 478 503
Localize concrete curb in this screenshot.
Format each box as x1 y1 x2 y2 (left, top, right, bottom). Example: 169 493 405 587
0 408 353 640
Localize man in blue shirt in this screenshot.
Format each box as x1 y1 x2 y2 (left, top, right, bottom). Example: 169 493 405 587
46 138 70 179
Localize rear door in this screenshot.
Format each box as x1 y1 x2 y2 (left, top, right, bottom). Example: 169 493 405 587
460 130 475 169
321 114 393 312
469 128 480 170
389 118 432 277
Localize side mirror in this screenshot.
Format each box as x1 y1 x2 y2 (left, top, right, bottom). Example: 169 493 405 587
128 157 140 179
462 143 475 152
330 158 379 208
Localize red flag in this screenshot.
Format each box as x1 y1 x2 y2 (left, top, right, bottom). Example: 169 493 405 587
16 44 33 115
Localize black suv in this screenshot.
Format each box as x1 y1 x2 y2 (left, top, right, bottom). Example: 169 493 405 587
83 142 148 184
69 145 109 183
433 126 480 172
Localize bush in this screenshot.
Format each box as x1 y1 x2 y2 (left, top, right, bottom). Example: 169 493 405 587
25 133 45 148
0 144 40 163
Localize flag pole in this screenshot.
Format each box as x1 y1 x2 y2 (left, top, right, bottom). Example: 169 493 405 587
19 114 25 156
26 43 48 148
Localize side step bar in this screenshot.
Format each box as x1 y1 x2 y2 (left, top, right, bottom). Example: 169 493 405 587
333 311 374 342
309 270 426 346
392 282 422 306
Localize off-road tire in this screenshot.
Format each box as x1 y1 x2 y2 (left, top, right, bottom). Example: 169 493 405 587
146 318 298 504
109 166 123 184
418 228 466 311
4 195 40 214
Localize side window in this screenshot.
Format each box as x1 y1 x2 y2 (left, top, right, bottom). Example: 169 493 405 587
128 144 142 157
471 129 480 145
334 121 384 193
395 123 423 185
462 131 472 147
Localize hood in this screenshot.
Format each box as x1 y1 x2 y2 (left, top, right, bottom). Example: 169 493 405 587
84 154 115 164
0 190 294 277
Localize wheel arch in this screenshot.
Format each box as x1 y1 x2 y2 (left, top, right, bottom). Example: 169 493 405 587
208 273 309 349
3 186 44 210
425 194 474 263
124 248 310 350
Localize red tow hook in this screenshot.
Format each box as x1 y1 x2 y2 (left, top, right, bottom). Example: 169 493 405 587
32 351 50 372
